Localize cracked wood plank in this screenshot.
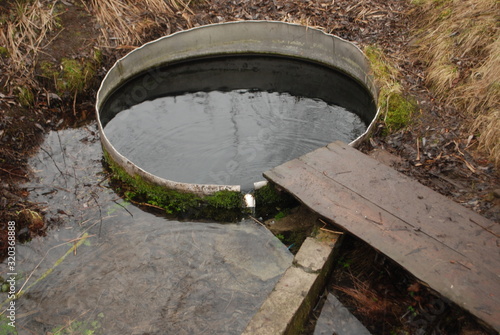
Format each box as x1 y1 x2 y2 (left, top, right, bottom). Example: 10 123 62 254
264 141 500 331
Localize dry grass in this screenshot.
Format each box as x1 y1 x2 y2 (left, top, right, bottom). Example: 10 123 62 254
333 272 395 317
414 0 499 166
90 0 194 46
470 36 500 166
0 0 59 90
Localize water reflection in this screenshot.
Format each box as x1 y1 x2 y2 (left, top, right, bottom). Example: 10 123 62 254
105 90 366 190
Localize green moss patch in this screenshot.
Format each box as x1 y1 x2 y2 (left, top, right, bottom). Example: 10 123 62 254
383 92 418 133
103 150 244 222
39 55 99 97
365 45 419 134
254 183 298 219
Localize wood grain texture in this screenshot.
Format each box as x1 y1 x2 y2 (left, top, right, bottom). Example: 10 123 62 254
264 141 500 331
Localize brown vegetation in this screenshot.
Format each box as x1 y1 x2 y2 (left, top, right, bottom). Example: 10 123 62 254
90 0 191 46
0 0 59 96
414 0 499 166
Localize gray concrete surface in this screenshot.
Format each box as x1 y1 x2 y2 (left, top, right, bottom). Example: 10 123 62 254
242 234 340 335
313 294 372 335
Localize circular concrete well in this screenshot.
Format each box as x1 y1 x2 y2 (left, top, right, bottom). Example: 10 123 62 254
96 21 379 196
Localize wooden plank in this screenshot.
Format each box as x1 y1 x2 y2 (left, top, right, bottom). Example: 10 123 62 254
305 141 500 273
264 143 500 331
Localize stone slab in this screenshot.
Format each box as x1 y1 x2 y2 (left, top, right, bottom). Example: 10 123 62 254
313 293 371 335
242 234 340 335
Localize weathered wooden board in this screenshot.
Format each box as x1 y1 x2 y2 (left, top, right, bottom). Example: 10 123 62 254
264 141 500 331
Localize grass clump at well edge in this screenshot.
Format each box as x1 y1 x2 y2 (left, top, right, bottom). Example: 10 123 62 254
104 150 244 222
365 45 419 134
39 55 99 98
413 0 499 166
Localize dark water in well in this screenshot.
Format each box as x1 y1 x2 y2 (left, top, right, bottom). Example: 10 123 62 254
104 90 366 189
101 56 376 189
0 127 293 334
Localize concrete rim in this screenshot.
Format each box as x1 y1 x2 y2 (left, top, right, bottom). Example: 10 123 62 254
96 21 380 196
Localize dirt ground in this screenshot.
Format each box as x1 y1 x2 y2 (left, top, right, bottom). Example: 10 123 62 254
0 0 498 333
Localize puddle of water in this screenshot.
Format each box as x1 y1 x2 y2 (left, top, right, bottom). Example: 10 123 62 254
1 126 293 334
101 56 376 190
21 125 105 227
104 90 366 190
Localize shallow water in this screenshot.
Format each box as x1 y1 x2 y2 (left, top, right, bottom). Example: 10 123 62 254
1 127 293 334
104 90 366 190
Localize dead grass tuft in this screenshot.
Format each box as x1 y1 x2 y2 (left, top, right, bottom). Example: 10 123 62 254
333 274 394 317
414 0 499 166
473 110 500 167
0 0 59 91
90 0 193 46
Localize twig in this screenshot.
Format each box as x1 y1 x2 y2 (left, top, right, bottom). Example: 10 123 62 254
39 146 67 185
364 215 384 225
0 167 28 179
89 191 103 237
416 137 421 161
128 198 164 211
72 90 77 116
320 227 344 235
453 154 476 173
97 174 111 187
57 131 67 168
249 215 267 228
113 199 133 217
450 260 472 270
223 291 234 313
318 218 344 234
73 166 78 197
80 215 117 235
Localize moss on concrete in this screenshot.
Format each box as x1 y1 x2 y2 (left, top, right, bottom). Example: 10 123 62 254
254 183 298 219
103 150 244 222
